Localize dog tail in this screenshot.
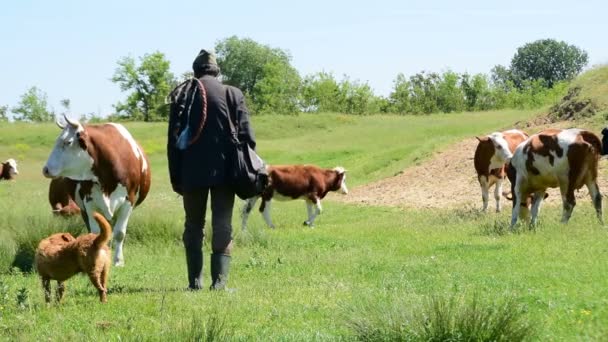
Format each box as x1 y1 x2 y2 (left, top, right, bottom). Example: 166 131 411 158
93 212 112 248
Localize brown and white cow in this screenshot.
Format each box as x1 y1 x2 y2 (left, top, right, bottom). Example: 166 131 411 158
474 129 528 212
241 165 348 229
1 159 19 180
507 128 603 228
42 115 151 266
49 177 81 217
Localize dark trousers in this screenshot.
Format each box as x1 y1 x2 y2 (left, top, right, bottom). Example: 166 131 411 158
182 185 235 254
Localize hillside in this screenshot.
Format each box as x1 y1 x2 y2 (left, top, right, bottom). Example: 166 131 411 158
548 65 608 122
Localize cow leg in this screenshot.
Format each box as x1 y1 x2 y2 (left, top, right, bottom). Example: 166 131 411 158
530 191 546 227
305 196 322 227
82 200 101 234
112 203 133 266
560 184 576 224
304 200 314 226
479 176 489 212
41 277 51 303
586 180 603 225
56 281 66 303
494 178 503 213
510 175 526 229
241 196 259 231
261 200 275 229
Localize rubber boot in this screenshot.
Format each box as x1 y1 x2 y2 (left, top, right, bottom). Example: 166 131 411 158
185 246 203 290
210 253 231 291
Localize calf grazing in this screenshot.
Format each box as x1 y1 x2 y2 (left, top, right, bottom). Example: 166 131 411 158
507 128 603 228
0 159 19 180
241 165 348 229
49 177 81 217
474 129 528 212
42 115 151 266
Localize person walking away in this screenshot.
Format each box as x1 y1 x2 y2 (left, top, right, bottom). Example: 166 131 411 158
167 49 256 290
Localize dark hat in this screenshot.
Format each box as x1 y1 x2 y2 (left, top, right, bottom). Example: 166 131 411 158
192 49 217 69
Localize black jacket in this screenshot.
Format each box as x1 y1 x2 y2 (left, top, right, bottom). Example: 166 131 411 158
167 75 256 192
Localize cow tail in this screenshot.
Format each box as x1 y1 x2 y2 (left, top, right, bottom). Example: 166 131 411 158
93 213 112 248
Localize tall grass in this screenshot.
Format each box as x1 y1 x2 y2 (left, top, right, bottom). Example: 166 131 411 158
346 293 535 342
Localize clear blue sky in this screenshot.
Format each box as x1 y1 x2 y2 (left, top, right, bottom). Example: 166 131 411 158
1 0 606 117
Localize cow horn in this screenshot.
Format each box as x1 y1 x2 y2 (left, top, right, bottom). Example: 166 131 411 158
56 117 66 129
64 114 80 129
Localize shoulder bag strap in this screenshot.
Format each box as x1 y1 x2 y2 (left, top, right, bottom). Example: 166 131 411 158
224 86 240 142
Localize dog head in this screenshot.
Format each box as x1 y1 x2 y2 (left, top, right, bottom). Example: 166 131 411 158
46 232 76 244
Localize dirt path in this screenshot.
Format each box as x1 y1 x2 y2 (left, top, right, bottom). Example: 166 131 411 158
338 136 608 210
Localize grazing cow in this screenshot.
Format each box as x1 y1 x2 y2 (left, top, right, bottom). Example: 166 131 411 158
0 159 18 180
49 177 81 217
241 165 348 229
42 115 151 266
474 129 528 212
507 128 603 228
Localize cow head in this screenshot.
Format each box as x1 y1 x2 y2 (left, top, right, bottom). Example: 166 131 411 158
333 167 348 195
477 132 513 169
1 158 19 180
601 127 608 155
42 115 95 180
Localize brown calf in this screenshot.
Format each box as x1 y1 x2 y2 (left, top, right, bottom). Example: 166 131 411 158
49 177 81 217
241 165 348 229
474 129 528 212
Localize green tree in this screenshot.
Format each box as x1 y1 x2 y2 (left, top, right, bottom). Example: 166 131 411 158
0 105 8 122
11 86 54 122
510 39 588 88
409 72 439 114
436 71 464 113
388 73 411 114
339 78 379 115
253 59 301 114
490 65 513 90
111 51 175 121
215 36 297 109
301 72 342 113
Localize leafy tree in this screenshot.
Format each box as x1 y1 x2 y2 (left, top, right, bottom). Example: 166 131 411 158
409 72 440 114
215 36 296 109
301 72 342 113
490 65 513 90
461 73 493 111
436 71 464 113
388 73 411 114
0 105 8 122
253 59 301 114
111 51 175 121
510 39 588 88
339 78 379 115
11 86 54 122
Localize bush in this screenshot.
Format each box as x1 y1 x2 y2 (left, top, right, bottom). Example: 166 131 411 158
346 294 535 341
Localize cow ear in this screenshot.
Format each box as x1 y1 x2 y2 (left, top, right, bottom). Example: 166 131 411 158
475 136 487 142
61 233 74 242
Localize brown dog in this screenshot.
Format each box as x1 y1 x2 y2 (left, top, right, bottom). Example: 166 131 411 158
35 212 112 303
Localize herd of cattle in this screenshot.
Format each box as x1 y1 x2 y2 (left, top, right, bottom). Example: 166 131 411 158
2 117 608 266
474 127 608 228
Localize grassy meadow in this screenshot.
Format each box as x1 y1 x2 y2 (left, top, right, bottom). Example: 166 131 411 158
1 110 608 340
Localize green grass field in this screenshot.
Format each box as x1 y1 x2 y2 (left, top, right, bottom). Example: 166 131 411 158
1 110 608 340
